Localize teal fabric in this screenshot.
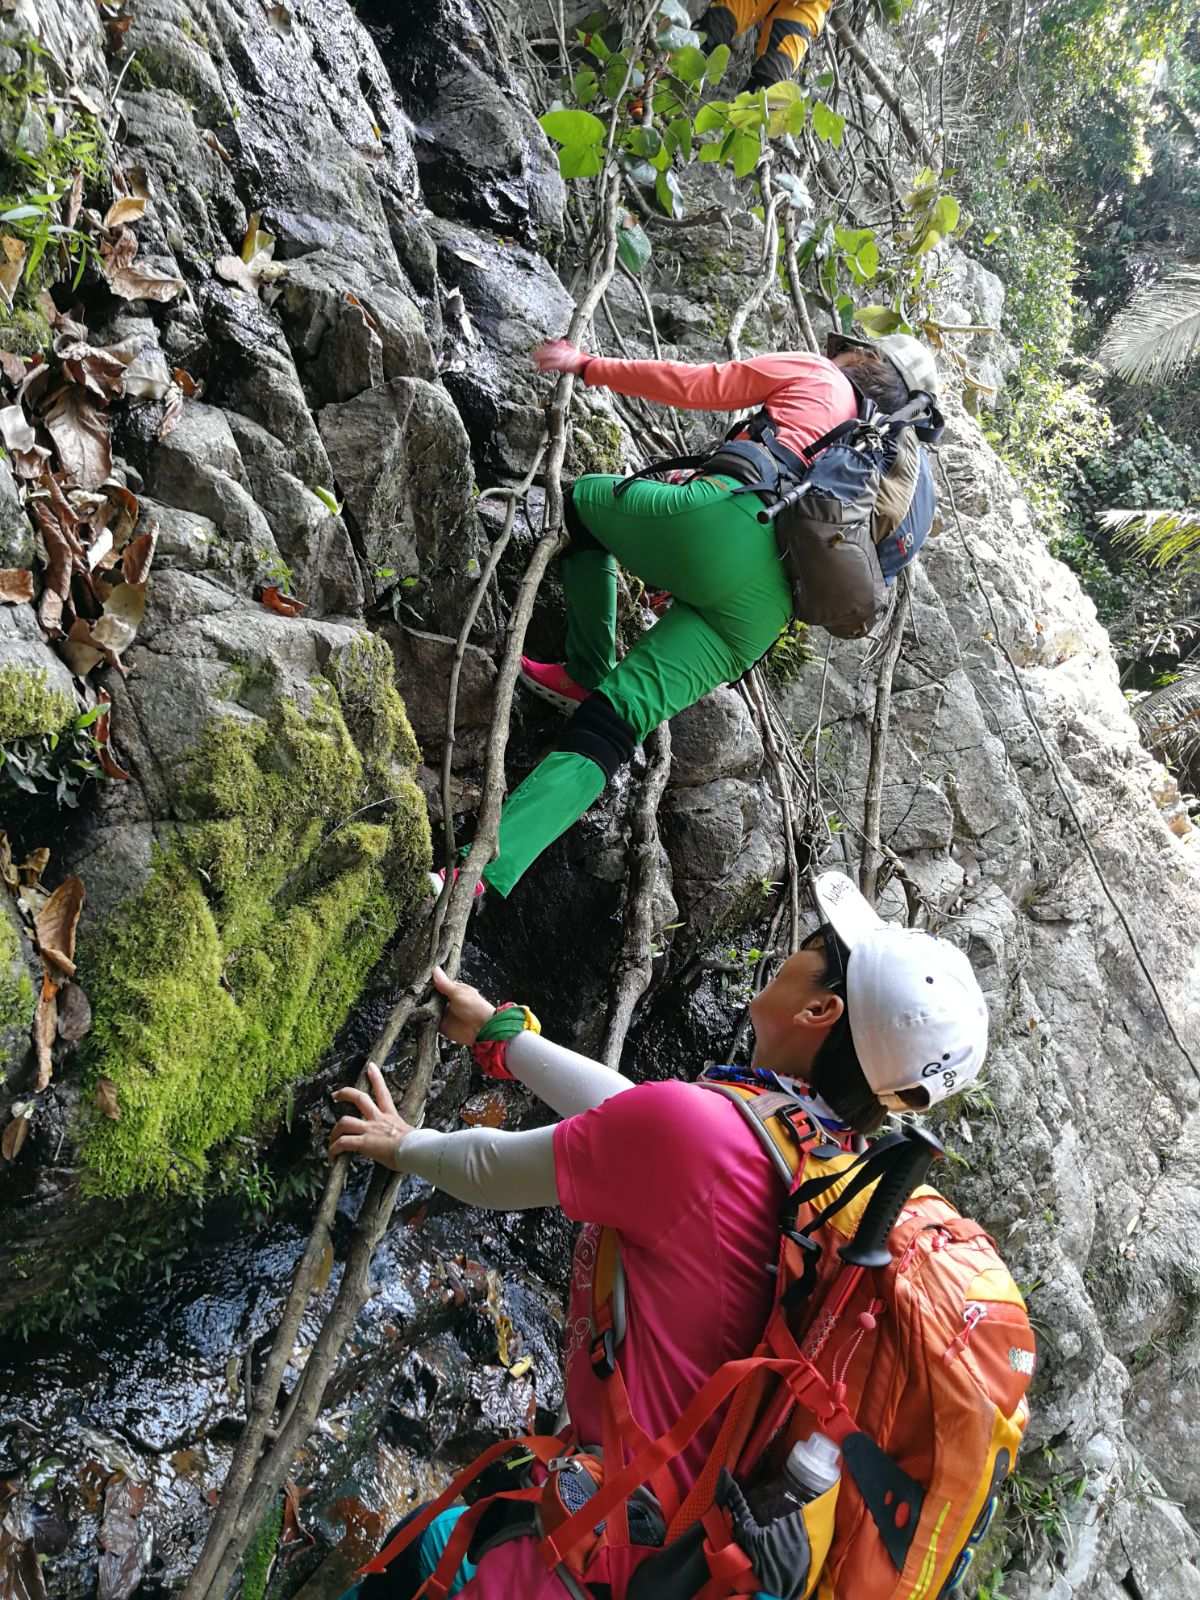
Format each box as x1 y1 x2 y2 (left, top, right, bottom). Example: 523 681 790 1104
420 1506 477 1594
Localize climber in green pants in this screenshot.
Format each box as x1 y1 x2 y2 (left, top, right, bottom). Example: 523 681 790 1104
485 467 793 895
426 331 913 899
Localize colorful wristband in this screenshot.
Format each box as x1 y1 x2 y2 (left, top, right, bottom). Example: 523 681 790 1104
471 1003 541 1081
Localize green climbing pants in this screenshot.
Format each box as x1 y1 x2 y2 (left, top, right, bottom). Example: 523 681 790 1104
482 472 793 897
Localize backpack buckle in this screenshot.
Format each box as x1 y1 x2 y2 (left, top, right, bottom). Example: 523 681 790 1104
590 1329 617 1379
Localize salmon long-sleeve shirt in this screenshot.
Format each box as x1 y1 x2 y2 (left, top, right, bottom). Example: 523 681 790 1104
582 350 858 457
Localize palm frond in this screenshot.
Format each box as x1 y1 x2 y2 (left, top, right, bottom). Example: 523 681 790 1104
1099 266 1200 384
1102 506 1200 568
1134 663 1200 769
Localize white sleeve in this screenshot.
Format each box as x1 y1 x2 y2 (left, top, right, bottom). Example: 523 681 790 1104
506 1031 635 1117
394 1125 559 1209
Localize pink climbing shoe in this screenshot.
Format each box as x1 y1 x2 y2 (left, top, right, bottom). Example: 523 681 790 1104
519 656 588 715
428 867 485 901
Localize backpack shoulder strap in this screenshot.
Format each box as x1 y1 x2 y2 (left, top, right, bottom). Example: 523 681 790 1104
695 1074 835 1184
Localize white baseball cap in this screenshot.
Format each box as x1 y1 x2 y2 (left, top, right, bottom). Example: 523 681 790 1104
812 871 988 1109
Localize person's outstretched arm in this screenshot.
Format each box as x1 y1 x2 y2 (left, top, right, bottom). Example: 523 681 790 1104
534 337 806 412
326 969 633 1210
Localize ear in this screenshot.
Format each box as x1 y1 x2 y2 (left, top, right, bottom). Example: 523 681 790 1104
791 991 845 1033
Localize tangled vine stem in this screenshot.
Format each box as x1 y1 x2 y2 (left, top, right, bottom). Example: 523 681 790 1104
184 167 628 1600
859 572 910 906
831 17 936 168
601 722 674 1066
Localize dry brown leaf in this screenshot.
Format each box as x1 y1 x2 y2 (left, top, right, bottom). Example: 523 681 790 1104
0 831 16 891
101 231 184 303
123 164 152 200
34 980 57 1090
158 384 184 439
0 568 34 603
42 382 113 490
214 254 261 295
173 367 200 397
460 1089 507 1128
64 167 85 229
58 980 93 1042
0 402 35 453
281 1479 316 1551
95 1076 121 1119
31 504 75 635
61 616 104 677
1 1114 30 1163
104 196 147 228
90 580 146 655
95 688 131 782
0 234 25 309
35 875 85 978
97 1473 149 1600
260 584 305 617
121 525 157 586
200 129 234 166
0 349 26 384
18 848 49 885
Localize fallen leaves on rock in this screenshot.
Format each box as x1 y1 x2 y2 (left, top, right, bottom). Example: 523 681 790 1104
0 1480 47 1599
100 227 184 303
42 382 112 490
94 689 131 781
260 584 305 617
0 569 33 603
94 1076 121 1120
0 234 25 309
97 1474 150 1600
58 981 93 1043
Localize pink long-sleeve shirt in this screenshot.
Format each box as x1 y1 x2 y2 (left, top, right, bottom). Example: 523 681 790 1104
582 351 858 457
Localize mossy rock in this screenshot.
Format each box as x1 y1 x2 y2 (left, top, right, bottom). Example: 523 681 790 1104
0 902 35 1076
79 633 431 1197
0 662 76 740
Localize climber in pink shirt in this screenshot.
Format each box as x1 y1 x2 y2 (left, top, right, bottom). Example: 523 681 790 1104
430 338 930 908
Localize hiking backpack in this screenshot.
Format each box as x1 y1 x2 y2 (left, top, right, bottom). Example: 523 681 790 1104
360 1069 1034 1600
613 394 942 640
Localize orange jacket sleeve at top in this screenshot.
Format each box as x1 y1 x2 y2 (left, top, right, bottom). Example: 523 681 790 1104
581 351 819 411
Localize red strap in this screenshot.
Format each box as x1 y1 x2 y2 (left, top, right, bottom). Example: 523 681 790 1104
541 1357 811 1570
598 1357 683 1530
360 1434 562 1576
413 1486 540 1600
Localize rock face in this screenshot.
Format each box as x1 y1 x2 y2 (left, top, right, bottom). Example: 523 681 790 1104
1 0 1199 1595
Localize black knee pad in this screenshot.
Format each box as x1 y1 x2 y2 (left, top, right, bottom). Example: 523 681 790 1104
559 692 637 782
698 3 737 45
563 480 605 556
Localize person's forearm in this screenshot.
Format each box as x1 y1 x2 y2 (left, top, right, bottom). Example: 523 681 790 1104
395 1125 559 1209
506 1031 634 1117
581 354 780 412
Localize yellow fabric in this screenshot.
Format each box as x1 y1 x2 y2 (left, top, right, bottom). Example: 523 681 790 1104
718 0 832 65
800 1150 941 1238
909 1408 1024 1600
966 1266 1028 1309
520 1005 542 1037
800 1482 841 1599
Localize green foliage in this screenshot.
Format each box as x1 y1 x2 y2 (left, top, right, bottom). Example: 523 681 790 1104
0 911 34 1038
242 1498 284 1600
764 620 814 686
1100 267 1200 384
0 664 75 742
1 703 108 810
79 638 431 1196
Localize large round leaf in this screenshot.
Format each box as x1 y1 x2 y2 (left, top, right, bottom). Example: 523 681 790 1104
540 108 607 146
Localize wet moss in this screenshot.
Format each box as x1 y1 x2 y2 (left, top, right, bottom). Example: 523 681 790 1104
0 912 34 1041
80 636 431 1197
0 663 75 740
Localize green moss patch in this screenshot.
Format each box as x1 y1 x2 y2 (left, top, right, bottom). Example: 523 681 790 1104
80 634 431 1196
0 912 34 1039
0 663 75 740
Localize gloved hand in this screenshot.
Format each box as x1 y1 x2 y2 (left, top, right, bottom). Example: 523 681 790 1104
718 1470 813 1600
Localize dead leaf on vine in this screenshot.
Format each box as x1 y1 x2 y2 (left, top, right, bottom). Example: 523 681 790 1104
260 584 305 617
35 875 85 978
121 526 157 586
42 383 112 490
0 234 25 309
0 568 33 603
173 367 200 398
0 832 16 891
104 196 146 229
95 1077 121 1119
18 849 49 886
1 1114 31 1163
34 983 56 1089
95 690 131 781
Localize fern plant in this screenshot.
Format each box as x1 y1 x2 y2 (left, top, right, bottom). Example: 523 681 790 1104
1102 506 1200 568
1099 265 1200 385
1133 665 1200 772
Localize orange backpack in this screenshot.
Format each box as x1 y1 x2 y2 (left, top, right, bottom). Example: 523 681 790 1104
361 1071 1034 1600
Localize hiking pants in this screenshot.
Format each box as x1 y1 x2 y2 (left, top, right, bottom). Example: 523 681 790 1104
482 473 792 898
699 0 832 84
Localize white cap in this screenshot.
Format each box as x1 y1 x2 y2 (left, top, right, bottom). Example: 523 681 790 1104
827 330 939 399
811 871 988 1109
